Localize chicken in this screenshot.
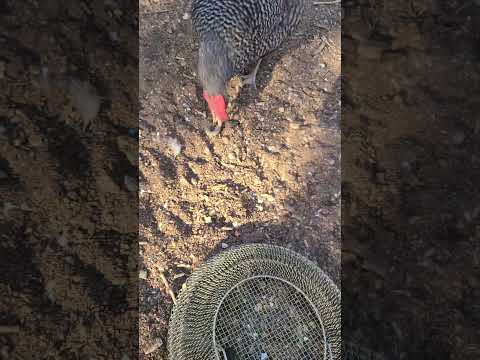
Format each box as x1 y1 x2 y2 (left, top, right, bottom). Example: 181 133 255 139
192 0 306 136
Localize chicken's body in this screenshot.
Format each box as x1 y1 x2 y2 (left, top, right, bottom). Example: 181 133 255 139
192 0 305 135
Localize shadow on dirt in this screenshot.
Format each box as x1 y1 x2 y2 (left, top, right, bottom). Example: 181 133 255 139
171 74 341 294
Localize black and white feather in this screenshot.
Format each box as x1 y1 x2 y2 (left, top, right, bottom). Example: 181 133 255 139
192 0 305 95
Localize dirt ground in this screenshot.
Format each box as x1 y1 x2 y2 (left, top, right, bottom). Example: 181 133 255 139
1 1 138 359
139 0 341 358
342 2 480 359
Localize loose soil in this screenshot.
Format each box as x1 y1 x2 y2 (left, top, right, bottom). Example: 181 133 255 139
139 0 341 358
342 1 480 359
1 1 138 359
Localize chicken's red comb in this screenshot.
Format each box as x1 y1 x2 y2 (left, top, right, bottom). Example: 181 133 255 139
203 91 228 122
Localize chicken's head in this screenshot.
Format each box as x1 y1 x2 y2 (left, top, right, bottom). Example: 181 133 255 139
203 91 228 123
198 32 234 136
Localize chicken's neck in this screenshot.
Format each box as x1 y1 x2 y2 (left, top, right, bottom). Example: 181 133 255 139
198 32 234 97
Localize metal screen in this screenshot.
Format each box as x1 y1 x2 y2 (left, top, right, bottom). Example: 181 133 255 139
167 244 341 360
214 275 329 360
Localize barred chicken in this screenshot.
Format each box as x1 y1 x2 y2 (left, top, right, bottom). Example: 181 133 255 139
192 0 306 136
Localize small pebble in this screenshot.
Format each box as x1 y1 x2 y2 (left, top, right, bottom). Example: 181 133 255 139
278 107 285 113
167 137 182 156
204 215 212 224
221 242 229 249
139 270 148 279
266 145 280 153
182 12 190 20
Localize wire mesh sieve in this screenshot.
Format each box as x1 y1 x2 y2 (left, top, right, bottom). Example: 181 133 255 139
214 275 329 360
168 244 341 360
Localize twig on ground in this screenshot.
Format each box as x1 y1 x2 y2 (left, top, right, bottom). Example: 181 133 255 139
155 9 174 14
160 271 177 305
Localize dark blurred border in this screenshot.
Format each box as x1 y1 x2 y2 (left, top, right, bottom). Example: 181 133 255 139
0 1 138 358
342 1 480 359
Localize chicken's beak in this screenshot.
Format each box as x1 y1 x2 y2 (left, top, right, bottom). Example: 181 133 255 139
205 113 223 137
